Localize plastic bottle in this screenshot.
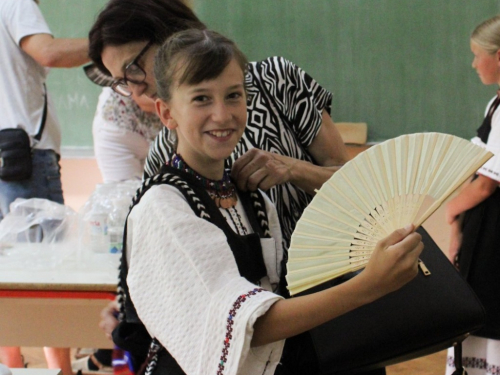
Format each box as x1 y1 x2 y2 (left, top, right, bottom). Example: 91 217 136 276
107 196 130 254
85 184 114 253
87 204 109 253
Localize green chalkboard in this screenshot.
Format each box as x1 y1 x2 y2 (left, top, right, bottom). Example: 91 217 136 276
195 0 500 142
40 0 500 149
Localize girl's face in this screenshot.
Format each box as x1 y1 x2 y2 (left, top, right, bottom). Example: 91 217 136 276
156 59 247 179
101 42 158 100
471 41 500 85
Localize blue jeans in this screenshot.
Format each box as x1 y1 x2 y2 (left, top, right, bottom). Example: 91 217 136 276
0 149 64 220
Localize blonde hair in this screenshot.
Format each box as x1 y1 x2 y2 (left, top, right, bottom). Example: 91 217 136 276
471 15 500 54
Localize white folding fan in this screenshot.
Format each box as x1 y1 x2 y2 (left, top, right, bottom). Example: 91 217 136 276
286 132 493 296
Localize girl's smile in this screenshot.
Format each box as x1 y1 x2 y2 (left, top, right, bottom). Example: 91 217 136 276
207 129 235 138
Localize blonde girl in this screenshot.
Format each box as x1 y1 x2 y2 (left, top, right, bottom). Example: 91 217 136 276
445 15 500 375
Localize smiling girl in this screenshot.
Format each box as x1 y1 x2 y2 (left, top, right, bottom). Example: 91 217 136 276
118 29 423 375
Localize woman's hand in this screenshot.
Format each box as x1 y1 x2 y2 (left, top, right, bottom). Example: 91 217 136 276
231 148 295 192
231 147 344 195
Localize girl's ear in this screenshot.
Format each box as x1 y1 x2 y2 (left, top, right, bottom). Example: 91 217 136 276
155 99 177 130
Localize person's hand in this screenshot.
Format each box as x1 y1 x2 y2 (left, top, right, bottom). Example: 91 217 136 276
362 225 423 299
231 148 297 191
99 300 119 340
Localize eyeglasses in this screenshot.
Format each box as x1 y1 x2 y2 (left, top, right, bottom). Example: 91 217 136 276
111 41 153 97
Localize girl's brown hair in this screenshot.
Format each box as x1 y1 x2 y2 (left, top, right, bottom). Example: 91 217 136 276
154 29 248 101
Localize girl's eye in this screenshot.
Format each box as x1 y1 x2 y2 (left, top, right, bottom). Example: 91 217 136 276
193 95 209 103
228 91 243 100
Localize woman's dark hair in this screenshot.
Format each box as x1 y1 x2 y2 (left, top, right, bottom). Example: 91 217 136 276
154 29 248 101
88 0 206 75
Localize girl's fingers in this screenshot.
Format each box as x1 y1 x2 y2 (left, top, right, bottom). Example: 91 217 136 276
377 224 415 249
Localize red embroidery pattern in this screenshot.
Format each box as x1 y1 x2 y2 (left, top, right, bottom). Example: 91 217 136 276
217 288 264 375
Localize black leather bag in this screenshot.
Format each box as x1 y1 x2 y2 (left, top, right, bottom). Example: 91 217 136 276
0 85 48 182
0 128 32 181
301 227 486 374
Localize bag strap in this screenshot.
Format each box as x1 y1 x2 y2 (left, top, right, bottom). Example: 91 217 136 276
451 342 467 375
34 84 47 141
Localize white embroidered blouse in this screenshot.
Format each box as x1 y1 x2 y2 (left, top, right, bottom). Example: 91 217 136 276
472 95 500 183
126 184 285 375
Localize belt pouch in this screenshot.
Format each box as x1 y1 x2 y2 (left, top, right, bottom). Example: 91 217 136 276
0 128 32 181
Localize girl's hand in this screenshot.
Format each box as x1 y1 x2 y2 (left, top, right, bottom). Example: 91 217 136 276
361 225 423 299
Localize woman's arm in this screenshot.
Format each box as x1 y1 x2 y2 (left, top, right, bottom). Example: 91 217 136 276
231 110 349 195
252 225 423 347
446 174 498 224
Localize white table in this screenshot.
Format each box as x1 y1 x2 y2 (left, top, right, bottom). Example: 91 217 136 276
0 244 119 348
10 369 61 375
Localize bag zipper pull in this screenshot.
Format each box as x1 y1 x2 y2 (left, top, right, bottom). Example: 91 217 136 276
418 259 431 276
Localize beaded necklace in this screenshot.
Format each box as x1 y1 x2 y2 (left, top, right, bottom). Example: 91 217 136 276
169 153 238 209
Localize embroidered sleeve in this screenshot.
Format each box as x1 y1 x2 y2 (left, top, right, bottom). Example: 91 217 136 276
255 56 333 148
126 185 284 375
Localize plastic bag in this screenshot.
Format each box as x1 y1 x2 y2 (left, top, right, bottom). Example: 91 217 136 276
0 198 79 269
0 198 78 244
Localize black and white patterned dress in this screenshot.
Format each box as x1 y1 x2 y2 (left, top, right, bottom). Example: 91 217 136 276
144 56 333 251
